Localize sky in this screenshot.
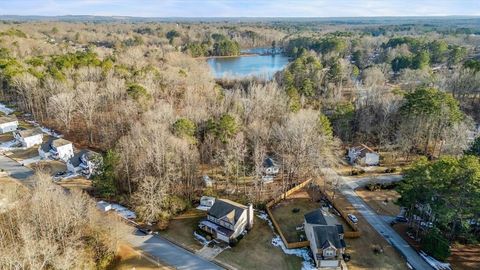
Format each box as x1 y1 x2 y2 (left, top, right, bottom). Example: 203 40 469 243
0 0 479 17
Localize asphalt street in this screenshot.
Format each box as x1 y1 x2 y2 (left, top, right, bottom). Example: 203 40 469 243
123 229 223 270
0 154 34 180
336 172 434 270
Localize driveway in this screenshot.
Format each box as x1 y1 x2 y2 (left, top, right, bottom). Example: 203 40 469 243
335 171 433 270
123 228 223 270
0 155 34 180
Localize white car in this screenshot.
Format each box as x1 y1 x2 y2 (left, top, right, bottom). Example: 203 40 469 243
348 214 358 223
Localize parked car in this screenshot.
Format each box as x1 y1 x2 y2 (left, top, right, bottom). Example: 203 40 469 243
348 214 358 223
395 216 408 223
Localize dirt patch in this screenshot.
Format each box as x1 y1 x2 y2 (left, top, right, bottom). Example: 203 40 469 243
356 188 401 216
112 244 171 270
449 244 480 270
57 177 92 191
8 147 38 160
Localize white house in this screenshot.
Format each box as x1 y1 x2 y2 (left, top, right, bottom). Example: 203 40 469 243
0 116 18 134
14 128 43 148
263 157 279 175
200 196 216 207
304 209 346 269
39 138 74 162
96 201 112 212
348 144 380 166
67 149 102 177
199 199 254 243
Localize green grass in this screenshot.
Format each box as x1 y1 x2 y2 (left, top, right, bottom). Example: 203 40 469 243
270 198 320 242
217 216 303 270
158 214 205 251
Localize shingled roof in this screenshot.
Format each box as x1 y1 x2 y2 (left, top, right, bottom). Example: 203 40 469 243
313 225 346 250
208 199 247 225
304 209 328 225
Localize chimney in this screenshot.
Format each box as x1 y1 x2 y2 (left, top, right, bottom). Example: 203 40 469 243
247 203 254 230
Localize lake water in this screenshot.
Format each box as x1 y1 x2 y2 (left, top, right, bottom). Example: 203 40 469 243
207 54 290 79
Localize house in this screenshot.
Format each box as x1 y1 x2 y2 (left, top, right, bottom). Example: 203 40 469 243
38 138 74 162
96 201 112 212
304 209 346 269
200 196 216 208
348 144 380 166
67 149 102 177
199 199 254 243
0 115 18 134
14 128 43 148
263 157 279 175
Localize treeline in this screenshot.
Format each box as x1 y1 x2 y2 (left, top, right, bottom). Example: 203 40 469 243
183 33 240 57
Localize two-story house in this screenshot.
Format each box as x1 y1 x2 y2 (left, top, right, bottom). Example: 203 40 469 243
0 116 18 134
199 199 253 243
14 128 43 148
304 209 346 269
67 149 102 177
39 138 74 162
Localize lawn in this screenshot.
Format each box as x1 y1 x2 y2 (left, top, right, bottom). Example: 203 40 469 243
29 160 67 175
0 133 13 143
216 216 303 270
158 210 206 251
9 147 39 160
270 194 320 242
356 188 401 216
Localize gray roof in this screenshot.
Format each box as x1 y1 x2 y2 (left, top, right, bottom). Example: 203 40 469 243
69 149 99 167
0 115 17 124
208 199 247 225
18 127 43 138
312 225 346 250
304 209 328 225
40 137 55 152
263 157 277 168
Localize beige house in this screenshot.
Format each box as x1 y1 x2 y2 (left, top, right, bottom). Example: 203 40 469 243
304 209 346 269
199 199 253 243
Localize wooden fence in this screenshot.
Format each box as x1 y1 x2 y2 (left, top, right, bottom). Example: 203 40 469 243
265 179 313 249
322 191 361 238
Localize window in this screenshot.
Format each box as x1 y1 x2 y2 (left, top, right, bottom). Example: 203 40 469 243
324 249 335 257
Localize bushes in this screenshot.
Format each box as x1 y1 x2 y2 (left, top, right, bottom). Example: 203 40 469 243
421 230 451 261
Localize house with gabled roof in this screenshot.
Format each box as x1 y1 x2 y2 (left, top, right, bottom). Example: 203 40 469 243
39 137 74 162
67 149 102 177
14 128 43 148
348 143 380 166
0 115 18 134
199 198 253 243
304 209 346 269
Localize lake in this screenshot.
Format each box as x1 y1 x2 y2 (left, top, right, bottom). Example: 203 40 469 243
206 53 290 79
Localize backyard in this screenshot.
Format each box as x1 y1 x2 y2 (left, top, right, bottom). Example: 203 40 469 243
269 190 320 242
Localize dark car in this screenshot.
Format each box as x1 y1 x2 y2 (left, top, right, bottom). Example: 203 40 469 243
395 216 408 223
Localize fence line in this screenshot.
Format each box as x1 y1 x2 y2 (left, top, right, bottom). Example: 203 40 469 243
265 179 312 249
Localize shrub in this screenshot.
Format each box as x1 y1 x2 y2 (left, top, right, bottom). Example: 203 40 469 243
421 230 451 261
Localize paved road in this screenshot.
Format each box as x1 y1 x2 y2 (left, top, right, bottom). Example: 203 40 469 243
124 229 223 270
336 172 433 270
0 155 34 180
